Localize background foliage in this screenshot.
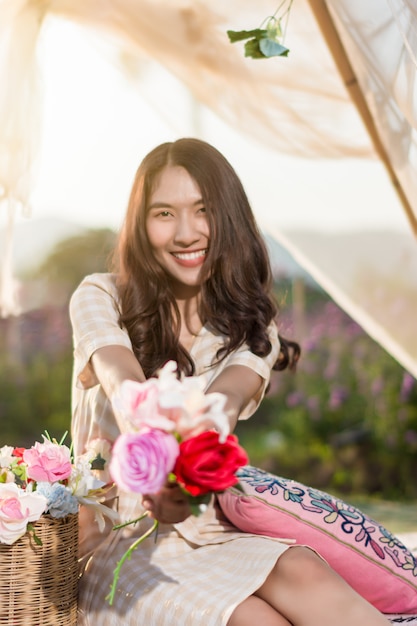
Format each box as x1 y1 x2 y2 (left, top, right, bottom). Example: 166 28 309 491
2 229 416 500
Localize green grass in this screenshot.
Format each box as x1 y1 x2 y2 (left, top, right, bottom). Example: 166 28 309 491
346 496 417 534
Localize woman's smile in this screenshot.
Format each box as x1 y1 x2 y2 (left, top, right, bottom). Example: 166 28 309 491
171 248 208 266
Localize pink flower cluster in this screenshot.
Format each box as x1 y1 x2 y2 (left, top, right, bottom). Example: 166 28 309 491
23 439 72 483
110 361 248 499
106 361 249 606
0 437 115 545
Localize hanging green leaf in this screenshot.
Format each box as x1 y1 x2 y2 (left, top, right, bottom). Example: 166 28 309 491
244 38 266 59
227 0 293 60
259 38 289 58
226 28 267 43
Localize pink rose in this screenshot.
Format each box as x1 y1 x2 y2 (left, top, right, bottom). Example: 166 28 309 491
0 483 47 544
114 378 182 432
110 430 179 494
114 361 230 442
23 438 72 483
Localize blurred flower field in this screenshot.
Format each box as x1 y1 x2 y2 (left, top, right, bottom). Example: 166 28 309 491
1 230 416 503
236 281 417 501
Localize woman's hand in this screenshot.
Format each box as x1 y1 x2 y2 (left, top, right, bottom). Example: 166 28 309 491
142 481 192 524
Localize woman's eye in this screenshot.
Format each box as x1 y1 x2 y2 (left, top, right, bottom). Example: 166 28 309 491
197 206 206 214
158 210 172 217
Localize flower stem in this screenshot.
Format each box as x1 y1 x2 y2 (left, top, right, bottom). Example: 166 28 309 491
106 518 159 605
112 511 149 531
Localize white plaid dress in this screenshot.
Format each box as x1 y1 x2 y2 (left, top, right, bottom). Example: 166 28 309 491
70 273 293 626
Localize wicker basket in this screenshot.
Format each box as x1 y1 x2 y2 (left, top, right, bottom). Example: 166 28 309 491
0 513 79 626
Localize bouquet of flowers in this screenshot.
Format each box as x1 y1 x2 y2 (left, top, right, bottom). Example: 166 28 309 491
107 360 249 603
0 434 118 546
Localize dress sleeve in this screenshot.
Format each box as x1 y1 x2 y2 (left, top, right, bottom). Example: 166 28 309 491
232 320 280 420
211 321 280 420
69 273 133 389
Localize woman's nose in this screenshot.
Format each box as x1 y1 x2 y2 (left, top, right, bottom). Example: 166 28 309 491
174 214 199 245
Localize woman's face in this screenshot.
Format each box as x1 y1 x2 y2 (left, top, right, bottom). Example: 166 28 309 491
146 165 210 298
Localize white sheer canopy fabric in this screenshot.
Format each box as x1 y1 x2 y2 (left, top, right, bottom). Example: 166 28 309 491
324 0 417 231
0 0 416 376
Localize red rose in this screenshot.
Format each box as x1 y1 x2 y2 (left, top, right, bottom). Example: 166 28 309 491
12 448 26 464
174 431 248 497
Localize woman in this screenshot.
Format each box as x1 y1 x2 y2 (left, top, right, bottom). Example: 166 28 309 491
70 138 390 625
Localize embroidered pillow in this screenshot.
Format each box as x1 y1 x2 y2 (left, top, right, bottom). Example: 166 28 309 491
217 465 417 614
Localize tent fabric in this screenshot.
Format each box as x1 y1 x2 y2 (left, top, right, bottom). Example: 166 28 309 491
309 0 417 237
323 0 417 233
0 0 416 378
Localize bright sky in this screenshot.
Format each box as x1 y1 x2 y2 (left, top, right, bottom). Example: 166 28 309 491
20 17 410 235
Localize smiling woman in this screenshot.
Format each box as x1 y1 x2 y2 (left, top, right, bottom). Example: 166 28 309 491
69 137 393 626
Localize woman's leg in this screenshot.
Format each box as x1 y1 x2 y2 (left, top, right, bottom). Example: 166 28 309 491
254 546 390 626
228 595 292 626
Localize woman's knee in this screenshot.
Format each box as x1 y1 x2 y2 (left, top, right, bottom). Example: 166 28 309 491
271 546 330 587
228 595 291 626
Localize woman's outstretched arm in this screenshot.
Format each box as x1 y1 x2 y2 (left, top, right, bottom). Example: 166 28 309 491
205 364 263 431
91 346 145 412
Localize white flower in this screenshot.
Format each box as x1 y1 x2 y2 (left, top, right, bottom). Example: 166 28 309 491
0 483 47 544
0 445 15 468
68 457 105 498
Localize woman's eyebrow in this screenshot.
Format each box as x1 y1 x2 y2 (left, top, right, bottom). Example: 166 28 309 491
148 201 173 210
148 198 204 210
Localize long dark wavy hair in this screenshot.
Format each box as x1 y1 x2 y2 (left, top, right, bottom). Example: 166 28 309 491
111 138 300 378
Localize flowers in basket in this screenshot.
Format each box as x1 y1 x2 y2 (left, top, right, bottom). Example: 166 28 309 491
106 360 249 604
0 434 118 546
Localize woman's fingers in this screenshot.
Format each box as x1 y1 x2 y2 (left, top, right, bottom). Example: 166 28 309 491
142 484 192 524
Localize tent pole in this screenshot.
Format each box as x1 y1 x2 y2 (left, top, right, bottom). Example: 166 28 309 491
307 0 417 239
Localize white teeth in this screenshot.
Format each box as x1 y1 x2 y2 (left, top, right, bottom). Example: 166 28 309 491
172 250 207 260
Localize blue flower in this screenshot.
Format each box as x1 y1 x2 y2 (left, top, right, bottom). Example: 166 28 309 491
36 482 78 518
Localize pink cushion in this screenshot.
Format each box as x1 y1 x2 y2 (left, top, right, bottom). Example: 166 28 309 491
218 466 417 614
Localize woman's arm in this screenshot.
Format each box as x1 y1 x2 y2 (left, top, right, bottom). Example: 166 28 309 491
91 345 146 398
205 365 263 431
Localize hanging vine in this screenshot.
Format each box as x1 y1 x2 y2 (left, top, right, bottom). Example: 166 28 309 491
227 0 293 59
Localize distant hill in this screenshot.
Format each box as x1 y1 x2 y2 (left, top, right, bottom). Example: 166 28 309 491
0 217 88 275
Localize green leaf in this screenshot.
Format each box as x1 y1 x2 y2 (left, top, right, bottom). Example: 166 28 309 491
227 9 292 60
244 38 266 59
27 523 43 546
259 38 289 58
227 28 267 43
188 492 212 517
233 481 245 493
13 463 27 484
91 453 106 471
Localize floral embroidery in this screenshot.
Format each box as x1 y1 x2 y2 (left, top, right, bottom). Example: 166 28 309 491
236 465 417 578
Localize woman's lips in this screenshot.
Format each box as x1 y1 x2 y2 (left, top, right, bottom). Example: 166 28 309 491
171 249 207 267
